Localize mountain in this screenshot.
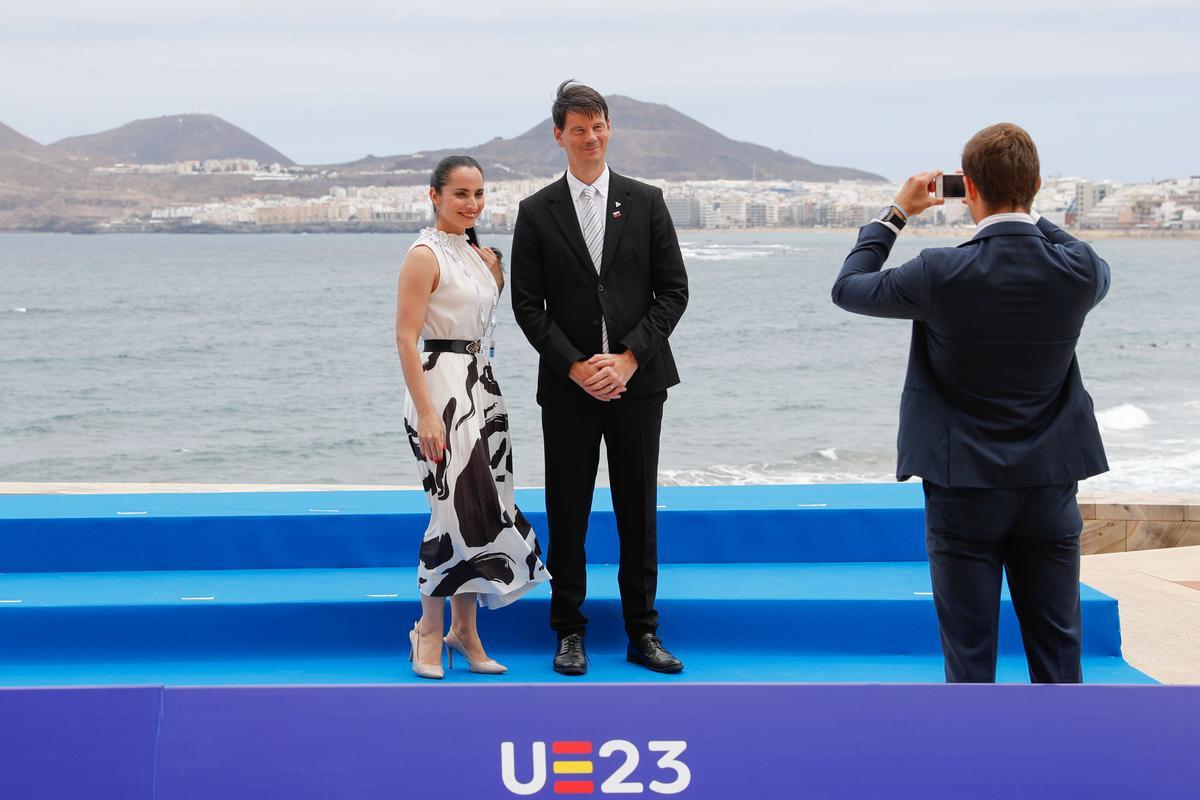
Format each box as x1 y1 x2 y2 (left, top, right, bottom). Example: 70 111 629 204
51 114 295 166
0 121 74 191
0 121 47 154
339 95 885 182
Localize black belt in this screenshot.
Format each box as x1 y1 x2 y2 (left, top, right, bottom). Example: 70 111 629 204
424 339 483 355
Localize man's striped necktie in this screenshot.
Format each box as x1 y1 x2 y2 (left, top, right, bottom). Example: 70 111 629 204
581 184 609 353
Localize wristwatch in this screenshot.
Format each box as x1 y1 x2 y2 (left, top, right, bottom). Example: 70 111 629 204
878 205 907 231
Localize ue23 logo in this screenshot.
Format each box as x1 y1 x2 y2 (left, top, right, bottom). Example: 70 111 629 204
501 739 691 795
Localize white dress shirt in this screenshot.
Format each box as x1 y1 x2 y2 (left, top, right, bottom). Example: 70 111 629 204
565 164 610 250
875 205 1043 235
975 210 1041 232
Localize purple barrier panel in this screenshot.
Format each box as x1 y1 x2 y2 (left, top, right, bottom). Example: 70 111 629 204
156 683 1199 799
0 686 161 800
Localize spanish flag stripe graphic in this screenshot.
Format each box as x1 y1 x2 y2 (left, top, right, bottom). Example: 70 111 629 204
551 741 593 755
553 780 595 794
553 761 594 774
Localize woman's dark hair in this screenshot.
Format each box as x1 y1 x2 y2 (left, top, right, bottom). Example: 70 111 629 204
552 80 609 129
429 155 497 258
430 155 483 194
429 155 484 231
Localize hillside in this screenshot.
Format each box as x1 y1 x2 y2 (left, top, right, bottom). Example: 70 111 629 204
51 114 295 166
339 95 885 182
0 121 75 195
0 121 48 155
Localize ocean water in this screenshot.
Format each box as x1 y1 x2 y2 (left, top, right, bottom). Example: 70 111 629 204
1 231 1197 493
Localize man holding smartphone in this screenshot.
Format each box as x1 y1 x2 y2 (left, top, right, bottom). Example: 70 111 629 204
830 123 1111 683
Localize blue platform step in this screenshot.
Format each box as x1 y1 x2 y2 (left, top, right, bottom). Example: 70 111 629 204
0 564 1146 685
0 652 1150 687
0 486 1149 686
0 484 927 571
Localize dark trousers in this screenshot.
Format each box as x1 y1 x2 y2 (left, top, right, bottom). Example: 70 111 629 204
923 480 1083 684
542 391 665 640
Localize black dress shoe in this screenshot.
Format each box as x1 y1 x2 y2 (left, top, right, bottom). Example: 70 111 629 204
626 634 684 673
554 633 588 675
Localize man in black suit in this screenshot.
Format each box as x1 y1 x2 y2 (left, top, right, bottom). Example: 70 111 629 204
511 81 689 675
831 123 1111 683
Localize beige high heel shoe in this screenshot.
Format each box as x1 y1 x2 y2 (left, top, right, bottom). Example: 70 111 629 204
444 629 507 674
409 622 445 680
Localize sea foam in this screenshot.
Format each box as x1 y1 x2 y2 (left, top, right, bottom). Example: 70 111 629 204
659 460 893 487
678 243 806 262
1096 404 1151 432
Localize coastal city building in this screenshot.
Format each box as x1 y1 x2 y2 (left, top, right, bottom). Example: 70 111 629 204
95 159 294 177
145 174 1200 233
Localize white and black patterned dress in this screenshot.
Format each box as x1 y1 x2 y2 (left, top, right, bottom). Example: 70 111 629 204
402 228 549 609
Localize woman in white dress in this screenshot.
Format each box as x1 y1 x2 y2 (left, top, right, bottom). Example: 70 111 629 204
395 156 549 679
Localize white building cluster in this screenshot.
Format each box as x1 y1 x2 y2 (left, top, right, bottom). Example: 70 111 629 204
658 179 974 230
149 179 545 227
147 174 1200 231
97 159 295 178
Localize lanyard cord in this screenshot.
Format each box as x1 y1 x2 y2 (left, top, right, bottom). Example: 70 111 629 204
435 232 498 354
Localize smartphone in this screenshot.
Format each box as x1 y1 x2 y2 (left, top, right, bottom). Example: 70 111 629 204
936 174 966 199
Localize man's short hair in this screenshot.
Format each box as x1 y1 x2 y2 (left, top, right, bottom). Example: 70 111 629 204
552 80 609 130
961 123 1041 210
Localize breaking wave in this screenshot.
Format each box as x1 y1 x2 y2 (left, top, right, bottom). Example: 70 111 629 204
1096 404 1151 432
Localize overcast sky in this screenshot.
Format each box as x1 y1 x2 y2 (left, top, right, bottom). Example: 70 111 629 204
2 0 1196 182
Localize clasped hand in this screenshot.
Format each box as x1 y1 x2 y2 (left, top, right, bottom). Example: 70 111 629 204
570 351 638 402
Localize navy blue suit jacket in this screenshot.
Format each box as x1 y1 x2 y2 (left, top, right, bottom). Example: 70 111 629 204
832 216 1110 488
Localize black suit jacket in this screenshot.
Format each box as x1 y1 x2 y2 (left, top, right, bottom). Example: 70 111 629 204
832 216 1110 488
511 171 689 404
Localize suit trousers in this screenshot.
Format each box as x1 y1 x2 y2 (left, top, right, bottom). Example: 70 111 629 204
923 480 1083 684
542 390 665 640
